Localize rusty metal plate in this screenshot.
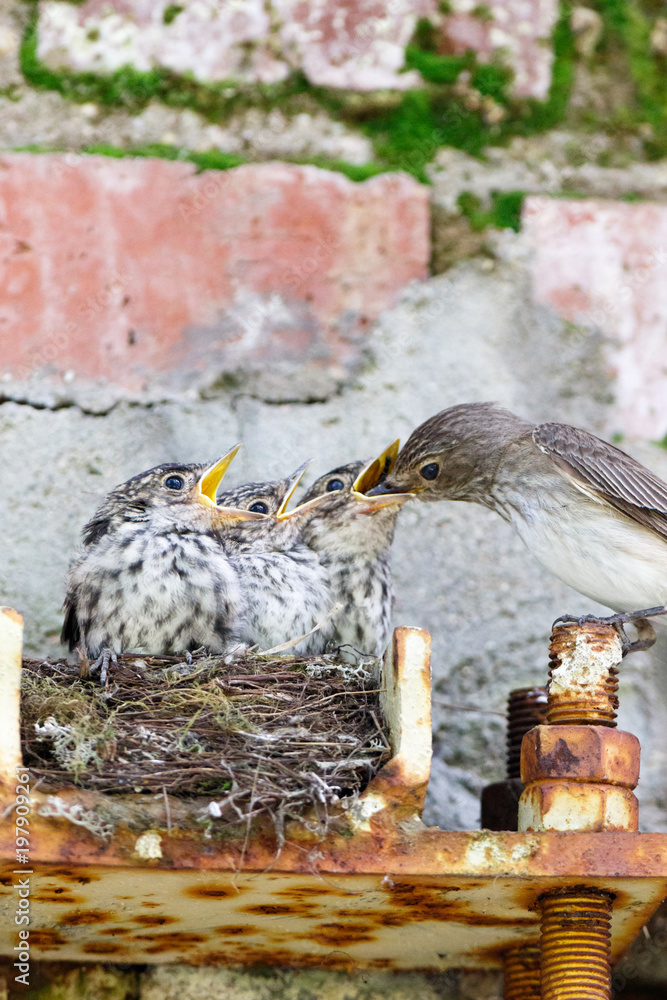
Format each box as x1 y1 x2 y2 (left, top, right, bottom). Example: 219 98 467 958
0 840 667 970
1 612 666 972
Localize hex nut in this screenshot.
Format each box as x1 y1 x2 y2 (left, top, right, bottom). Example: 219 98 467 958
519 781 638 832
520 725 640 787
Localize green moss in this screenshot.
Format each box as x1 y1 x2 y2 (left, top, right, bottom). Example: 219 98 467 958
84 142 245 171
17 2 580 182
592 0 667 158
457 190 525 231
163 4 184 25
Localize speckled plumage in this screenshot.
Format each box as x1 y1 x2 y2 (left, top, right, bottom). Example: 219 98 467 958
220 500 335 655
300 462 404 657
62 463 247 661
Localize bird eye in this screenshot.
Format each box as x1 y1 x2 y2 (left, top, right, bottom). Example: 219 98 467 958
164 475 185 491
420 463 440 481
248 501 269 514
326 478 345 492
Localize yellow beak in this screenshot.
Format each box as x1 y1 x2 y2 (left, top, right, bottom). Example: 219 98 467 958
275 460 312 518
197 446 267 522
351 440 414 508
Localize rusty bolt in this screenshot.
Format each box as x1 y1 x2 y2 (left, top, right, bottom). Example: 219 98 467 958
481 686 547 832
539 887 613 1000
507 687 549 779
546 621 621 726
503 943 541 999
518 621 638 833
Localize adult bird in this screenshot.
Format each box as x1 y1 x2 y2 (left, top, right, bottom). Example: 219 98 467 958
219 464 338 655
62 446 264 681
299 442 414 658
367 402 667 647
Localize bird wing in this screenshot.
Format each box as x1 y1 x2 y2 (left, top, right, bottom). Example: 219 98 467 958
533 422 667 541
60 592 80 650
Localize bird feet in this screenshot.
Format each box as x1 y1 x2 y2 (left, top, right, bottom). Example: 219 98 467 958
552 606 667 657
90 647 118 685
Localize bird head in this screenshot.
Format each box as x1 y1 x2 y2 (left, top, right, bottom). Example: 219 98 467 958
298 441 413 555
217 460 313 518
82 445 264 543
366 403 531 504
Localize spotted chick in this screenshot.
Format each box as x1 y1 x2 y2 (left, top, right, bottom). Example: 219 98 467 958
62 447 262 680
299 443 413 658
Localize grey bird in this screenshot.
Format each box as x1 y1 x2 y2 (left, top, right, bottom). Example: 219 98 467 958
62 446 264 680
219 464 337 655
299 442 414 658
368 402 667 645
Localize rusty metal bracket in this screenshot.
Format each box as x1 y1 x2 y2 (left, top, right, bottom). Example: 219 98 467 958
0 609 665 978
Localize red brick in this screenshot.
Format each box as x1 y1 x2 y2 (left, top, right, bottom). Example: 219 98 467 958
0 155 429 393
523 196 667 439
441 0 559 99
274 0 432 90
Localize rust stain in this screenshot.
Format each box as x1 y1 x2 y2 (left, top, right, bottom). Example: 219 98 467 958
29 930 66 948
44 868 100 884
99 927 132 936
305 921 377 947
33 890 82 905
185 884 241 900
240 903 316 916
82 941 125 955
131 914 178 926
59 909 111 926
213 925 254 936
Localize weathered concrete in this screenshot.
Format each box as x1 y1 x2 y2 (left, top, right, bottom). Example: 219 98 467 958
139 966 502 1000
2 261 666 838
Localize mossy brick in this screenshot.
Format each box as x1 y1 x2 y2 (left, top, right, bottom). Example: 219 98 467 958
35 0 433 91
440 0 560 98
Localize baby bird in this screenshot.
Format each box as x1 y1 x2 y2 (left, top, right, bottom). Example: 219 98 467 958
62 446 263 680
299 442 414 657
219 464 337 655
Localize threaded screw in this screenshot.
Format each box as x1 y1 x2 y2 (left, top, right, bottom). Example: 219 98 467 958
539 887 613 1000
547 622 621 726
507 686 548 779
503 943 541 999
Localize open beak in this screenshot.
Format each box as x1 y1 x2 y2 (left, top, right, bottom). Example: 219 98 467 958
197 446 266 521
352 440 414 508
275 460 312 519
277 492 332 521
276 460 331 522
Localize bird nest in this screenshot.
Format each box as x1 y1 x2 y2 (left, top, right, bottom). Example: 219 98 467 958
20 652 391 832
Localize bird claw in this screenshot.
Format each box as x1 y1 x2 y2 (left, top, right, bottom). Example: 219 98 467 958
90 648 118 685
552 607 666 658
